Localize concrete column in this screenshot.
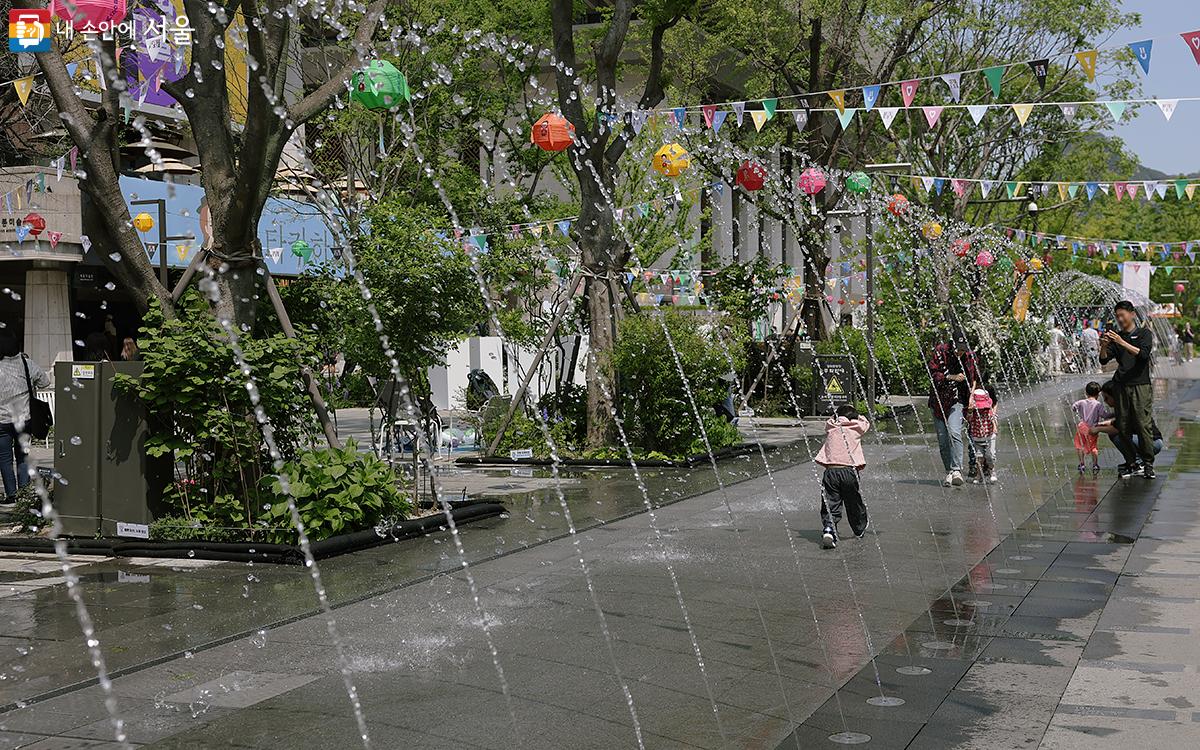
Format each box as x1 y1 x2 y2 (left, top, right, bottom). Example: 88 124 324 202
712 182 734 265
24 265 73 375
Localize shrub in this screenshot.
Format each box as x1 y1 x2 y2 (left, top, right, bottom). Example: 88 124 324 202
262 440 412 543
611 310 745 456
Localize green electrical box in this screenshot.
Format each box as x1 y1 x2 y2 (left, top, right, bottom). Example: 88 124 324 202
53 362 166 538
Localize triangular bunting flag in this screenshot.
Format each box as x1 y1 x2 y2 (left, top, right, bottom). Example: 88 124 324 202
762 98 777 119
750 110 769 131
792 110 808 131
1059 103 1077 121
862 84 881 111
900 79 919 108
1182 30 1200 65
983 66 1005 98
1067 183 1080 199
1155 182 1167 200
14 225 28 243
702 104 717 128
835 108 856 130
1156 99 1178 121
922 106 943 128
967 104 989 125
932 177 946 195
951 179 967 198
632 110 647 135
1105 101 1127 122
1005 181 1018 199
921 176 936 193
1099 183 1111 195
1057 183 1068 202
980 180 994 198
672 107 686 128
877 107 899 130
1075 50 1098 81
1175 179 1188 200
1012 102 1034 126
829 90 846 113
1128 39 1153 75
732 101 746 126
1188 184 1198 200
712 110 728 132
47 230 62 249
1114 182 1126 200
1028 59 1049 90
941 73 961 102
13 77 34 106
556 219 571 237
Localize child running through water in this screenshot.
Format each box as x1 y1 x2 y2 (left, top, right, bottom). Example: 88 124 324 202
965 382 999 484
815 404 870 549
1072 381 1107 474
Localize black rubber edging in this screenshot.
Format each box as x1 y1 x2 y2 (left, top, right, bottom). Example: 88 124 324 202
455 442 767 467
0 501 506 565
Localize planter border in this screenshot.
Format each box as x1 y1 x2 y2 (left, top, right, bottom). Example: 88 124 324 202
455 442 767 468
0 500 505 565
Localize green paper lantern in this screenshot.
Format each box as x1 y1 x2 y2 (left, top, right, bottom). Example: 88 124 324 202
290 240 312 260
351 60 411 111
845 171 871 194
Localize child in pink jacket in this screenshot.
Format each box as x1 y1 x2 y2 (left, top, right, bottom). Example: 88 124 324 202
815 404 871 549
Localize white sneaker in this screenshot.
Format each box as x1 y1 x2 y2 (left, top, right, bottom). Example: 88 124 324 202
943 472 954 487
951 470 964 486
988 473 998 484
972 476 982 485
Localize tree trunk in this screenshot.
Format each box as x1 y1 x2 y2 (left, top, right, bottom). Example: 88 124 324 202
577 182 619 448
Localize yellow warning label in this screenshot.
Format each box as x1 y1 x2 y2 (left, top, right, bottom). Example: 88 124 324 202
826 376 844 395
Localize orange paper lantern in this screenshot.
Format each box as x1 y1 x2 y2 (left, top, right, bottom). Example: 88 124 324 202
887 193 909 216
531 113 575 152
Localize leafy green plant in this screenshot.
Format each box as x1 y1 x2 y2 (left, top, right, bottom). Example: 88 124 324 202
611 310 745 456
262 440 411 543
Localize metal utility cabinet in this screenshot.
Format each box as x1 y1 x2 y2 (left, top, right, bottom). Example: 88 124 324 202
53 361 165 538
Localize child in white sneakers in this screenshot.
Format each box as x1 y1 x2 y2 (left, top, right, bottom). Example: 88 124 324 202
965 384 998 484
815 404 870 549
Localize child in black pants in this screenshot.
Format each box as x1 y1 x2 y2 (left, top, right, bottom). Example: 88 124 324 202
815 404 871 549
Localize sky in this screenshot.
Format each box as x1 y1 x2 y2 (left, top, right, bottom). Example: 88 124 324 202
1103 0 1200 174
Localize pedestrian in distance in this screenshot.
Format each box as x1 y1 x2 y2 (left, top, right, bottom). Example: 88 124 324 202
816 404 870 550
0 332 51 504
927 335 980 487
1098 301 1156 479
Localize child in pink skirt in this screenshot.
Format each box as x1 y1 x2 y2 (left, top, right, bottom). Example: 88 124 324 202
1072 381 1108 474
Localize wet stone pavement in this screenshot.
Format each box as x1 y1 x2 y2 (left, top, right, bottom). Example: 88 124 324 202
0 367 1198 748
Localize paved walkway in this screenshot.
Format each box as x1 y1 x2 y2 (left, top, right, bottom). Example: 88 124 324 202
0 367 1196 748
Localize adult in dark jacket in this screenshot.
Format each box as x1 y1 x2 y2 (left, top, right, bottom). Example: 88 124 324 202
928 337 980 487
1099 300 1156 478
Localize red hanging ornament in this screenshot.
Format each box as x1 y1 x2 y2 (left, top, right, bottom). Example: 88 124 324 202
952 237 971 258
1042 251 1053 267
1014 258 1029 274
22 213 45 237
530 113 575 152
735 161 767 191
797 167 827 195
887 193 909 216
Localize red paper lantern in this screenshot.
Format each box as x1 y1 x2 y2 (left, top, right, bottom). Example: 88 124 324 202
1014 258 1028 274
530 113 575 152
797 167 827 195
1042 252 1053 267
22 213 45 237
50 0 127 32
1175 282 1186 294
952 238 971 258
887 193 909 216
735 161 767 191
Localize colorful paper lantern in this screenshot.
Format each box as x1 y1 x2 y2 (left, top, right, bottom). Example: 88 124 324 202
652 143 691 177
1042 252 1053 267
1175 282 1186 294
797 168 827 195
1014 257 1029 273
1029 256 1044 271
530 113 575 152
887 193 909 216
845 171 871 194
290 240 312 260
133 212 155 233
921 221 943 240
22 213 45 237
735 161 767 191
975 250 994 267
50 0 127 32
350 60 411 110
952 237 971 257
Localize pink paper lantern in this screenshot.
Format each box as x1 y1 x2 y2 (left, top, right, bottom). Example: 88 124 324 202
51 0 128 32
975 250 994 267
1175 282 1186 294
797 168 827 196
